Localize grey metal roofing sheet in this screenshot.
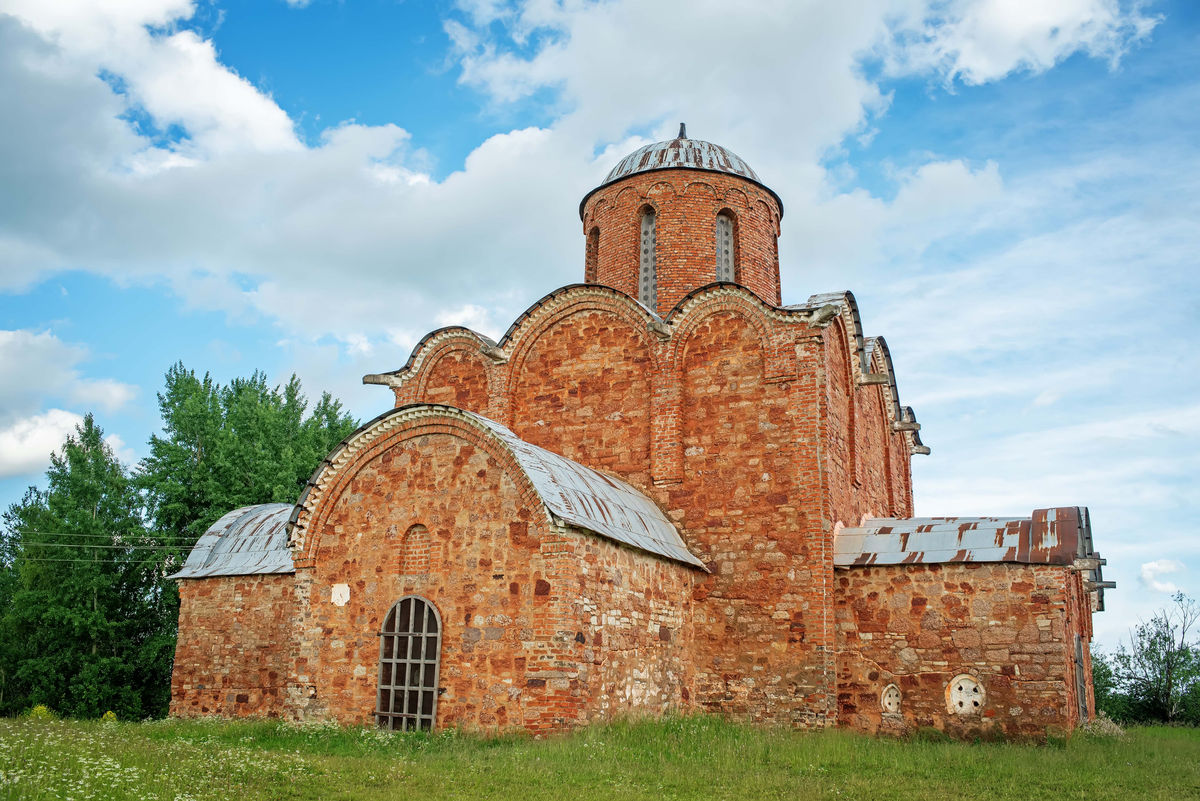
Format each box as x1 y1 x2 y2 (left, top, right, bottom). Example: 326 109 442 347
834 507 1090 568
580 130 783 219
168 503 294 579
465 410 707 570
604 136 762 184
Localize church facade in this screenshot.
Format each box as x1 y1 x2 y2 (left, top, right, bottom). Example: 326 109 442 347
170 128 1110 738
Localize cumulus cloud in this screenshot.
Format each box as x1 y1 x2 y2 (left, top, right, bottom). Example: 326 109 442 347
0 330 137 423
1141 559 1185 594
0 409 84 478
891 0 1160 85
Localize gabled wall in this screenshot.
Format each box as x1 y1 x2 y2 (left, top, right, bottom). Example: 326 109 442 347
285 411 695 732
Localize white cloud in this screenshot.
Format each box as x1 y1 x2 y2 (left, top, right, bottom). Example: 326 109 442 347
1140 559 1185 594
0 409 83 478
891 0 1160 84
0 330 137 424
0 0 1193 643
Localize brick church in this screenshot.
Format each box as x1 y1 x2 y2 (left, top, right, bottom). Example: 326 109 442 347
170 126 1111 738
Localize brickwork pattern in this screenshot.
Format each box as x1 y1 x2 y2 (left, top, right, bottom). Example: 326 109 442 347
171 574 294 718
835 562 1094 739
582 169 782 315
286 414 693 732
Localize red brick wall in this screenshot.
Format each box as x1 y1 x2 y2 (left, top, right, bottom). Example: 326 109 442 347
419 347 490 414
669 309 832 725
582 169 782 314
509 308 653 486
376 284 920 728
835 562 1082 739
288 414 693 733
171 574 294 718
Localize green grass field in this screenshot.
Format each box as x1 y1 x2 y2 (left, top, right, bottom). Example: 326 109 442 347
1 715 1197 801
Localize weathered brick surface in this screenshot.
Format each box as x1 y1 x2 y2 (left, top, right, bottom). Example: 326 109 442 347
509 308 653 486
170 157 1098 738
381 281 919 731
582 169 782 314
286 415 693 732
835 563 1094 738
171 574 294 718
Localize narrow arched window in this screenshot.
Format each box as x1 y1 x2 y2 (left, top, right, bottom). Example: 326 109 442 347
639 207 657 307
377 596 441 732
585 227 599 283
716 211 735 282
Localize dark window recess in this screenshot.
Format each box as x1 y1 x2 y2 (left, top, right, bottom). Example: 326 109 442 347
585 227 600 282
376 596 442 732
639 209 657 308
715 212 735 282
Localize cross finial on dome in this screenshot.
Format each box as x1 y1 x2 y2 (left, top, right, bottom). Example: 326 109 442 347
677 122 687 139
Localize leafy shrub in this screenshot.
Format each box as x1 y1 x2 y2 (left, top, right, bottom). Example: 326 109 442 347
25 704 57 720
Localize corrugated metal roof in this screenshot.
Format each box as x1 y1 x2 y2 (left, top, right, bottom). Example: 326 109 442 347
834 507 1091 567
466 411 706 570
285 403 707 572
168 503 294 579
580 127 783 219
603 135 762 185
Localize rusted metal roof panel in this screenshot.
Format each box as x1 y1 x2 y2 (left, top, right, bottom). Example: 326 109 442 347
169 503 294 579
834 507 1090 567
468 411 707 570
604 136 762 185
580 127 783 219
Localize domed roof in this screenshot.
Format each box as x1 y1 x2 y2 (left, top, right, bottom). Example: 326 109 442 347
581 124 782 218
604 124 763 184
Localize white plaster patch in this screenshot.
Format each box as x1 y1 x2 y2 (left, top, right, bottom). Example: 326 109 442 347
331 583 350 606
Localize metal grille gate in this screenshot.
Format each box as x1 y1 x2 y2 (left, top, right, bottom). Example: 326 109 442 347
376 596 441 731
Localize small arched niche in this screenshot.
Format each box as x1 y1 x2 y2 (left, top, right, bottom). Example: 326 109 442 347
585 226 600 282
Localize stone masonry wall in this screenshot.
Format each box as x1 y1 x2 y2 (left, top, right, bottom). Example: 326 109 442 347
171 573 294 718
670 307 831 725
582 169 782 315
835 562 1081 739
378 284 919 728
509 307 654 488
288 415 693 733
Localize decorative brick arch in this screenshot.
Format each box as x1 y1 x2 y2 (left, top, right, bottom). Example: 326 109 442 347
288 405 551 564
413 337 498 411
365 326 499 406
681 180 718 199
666 285 784 379
501 286 665 398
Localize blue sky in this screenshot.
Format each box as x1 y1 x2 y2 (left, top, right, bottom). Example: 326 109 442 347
0 0 1197 647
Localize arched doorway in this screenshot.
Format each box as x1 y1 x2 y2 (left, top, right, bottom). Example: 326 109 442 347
376 596 442 731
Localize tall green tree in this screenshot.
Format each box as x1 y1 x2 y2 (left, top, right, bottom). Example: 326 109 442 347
139 363 359 544
0 415 171 718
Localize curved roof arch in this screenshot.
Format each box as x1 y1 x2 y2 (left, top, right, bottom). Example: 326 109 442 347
580 128 783 219
364 284 664 389
289 404 706 571
168 503 294 579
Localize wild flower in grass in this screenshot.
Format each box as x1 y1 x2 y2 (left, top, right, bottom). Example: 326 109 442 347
102 711 119 723
1079 711 1126 739
25 704 57 720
